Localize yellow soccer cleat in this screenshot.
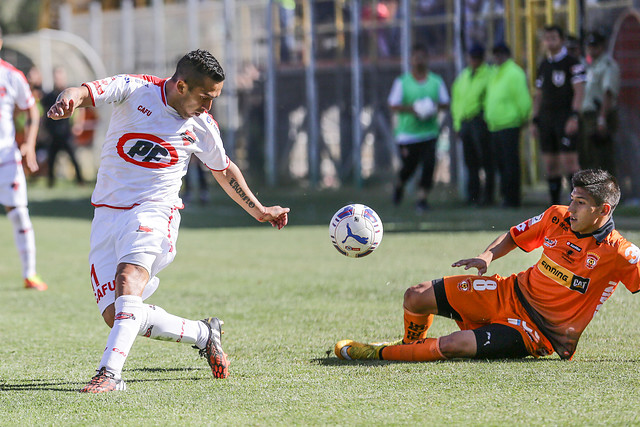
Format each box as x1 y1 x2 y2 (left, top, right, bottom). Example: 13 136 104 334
335 339 386 360
24 275 48 291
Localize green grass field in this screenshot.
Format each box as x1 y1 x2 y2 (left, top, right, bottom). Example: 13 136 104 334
2 181 640 425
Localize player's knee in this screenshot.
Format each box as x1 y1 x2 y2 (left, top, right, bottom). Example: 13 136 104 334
102 304 115 328
439 331 476 358
403 281 436 313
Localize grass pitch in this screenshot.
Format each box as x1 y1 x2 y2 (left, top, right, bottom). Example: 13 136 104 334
1 182 640 425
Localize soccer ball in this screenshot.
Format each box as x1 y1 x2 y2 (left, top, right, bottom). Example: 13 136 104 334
329 204 383 258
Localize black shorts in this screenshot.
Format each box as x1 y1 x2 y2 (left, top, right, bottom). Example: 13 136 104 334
538 113 577 153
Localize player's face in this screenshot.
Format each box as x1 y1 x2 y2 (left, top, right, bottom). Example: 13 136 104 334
567 187 609 234
176 77 224 119
543 31 563 54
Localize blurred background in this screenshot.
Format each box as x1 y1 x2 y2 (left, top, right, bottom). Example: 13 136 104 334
1 0 639 204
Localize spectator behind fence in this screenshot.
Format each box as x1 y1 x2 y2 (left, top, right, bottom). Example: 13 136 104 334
40 66 85 187
388 43 449 213
579 30 620 175
531 25 586 205
484 42 531 208
451 43 494 206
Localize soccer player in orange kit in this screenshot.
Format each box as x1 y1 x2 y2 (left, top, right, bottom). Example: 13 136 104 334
336 169 640 362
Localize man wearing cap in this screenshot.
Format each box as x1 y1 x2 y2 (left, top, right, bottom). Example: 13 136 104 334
484 42 532 208
451 43 495 206
579 30 620 174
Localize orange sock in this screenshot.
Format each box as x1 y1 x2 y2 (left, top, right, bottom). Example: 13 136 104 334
380 337 446 362
403 308 434 343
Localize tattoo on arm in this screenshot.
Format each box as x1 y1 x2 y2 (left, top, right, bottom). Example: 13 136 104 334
229 178 256 208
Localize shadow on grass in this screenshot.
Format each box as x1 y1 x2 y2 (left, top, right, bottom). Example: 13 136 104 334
0 369 207 393
311 355 562 366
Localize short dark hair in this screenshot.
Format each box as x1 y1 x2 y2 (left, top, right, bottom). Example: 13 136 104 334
572 169 621 211
411 43 428 54
544 24 565 40
174 49 225 88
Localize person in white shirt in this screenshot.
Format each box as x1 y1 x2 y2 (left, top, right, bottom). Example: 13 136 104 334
47 49 289 393
0 26 47 291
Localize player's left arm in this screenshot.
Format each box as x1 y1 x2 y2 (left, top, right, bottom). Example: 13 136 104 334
19 102 40 173
211 160 289 229
452 231 518 275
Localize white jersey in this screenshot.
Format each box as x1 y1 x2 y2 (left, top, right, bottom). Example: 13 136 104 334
0 59 35 165
84 74 229 209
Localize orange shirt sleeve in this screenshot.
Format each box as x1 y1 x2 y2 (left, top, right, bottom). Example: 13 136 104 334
510 206 562 253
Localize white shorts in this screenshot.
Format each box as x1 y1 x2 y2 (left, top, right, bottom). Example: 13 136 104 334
0 159 27 207
89 201 181 314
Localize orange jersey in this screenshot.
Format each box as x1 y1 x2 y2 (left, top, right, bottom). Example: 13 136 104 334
510 205 640 359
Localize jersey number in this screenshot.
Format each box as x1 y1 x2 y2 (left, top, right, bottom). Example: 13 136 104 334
472 279 497 291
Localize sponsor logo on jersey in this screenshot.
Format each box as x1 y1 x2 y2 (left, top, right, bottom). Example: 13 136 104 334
117 133 179 169
137 105 152 116
0 86 6 97
90 78 113 95
513 212 544 237
567 242 582 252
537 253 590 294
137 225 153 233
585 252 600 269
544 237 557 248
181 129 196 146
552 70 566 87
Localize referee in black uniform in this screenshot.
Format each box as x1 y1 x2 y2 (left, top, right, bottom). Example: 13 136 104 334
531 25 586 205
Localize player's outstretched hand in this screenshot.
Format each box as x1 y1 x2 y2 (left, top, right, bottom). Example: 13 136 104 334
47 96 76 120
451 257 489 275
259 206 290 230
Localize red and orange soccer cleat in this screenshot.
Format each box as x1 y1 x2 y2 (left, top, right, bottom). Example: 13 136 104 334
197 317 229 379
80 367 126 393
24 275 47 291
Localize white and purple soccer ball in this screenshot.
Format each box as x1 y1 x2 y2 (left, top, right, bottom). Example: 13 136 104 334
329 204 383 258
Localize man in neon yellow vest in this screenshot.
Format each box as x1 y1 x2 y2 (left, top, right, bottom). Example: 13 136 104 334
451 44 494 206
388 43 449 212
484 42 531 208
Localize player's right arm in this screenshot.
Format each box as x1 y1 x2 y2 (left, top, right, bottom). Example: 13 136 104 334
46 85 93 120
451 232 518 275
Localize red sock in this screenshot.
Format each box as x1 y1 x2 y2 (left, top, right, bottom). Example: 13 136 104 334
403 308 433 343
381 337 446 362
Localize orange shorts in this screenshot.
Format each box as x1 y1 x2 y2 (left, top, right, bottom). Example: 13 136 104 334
443 274 554 357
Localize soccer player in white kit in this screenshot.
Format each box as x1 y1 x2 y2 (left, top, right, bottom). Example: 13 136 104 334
47 50 289 393
0 26 48 291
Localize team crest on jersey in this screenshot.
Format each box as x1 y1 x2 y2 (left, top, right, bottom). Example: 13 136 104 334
552 70 566 87
0 86 5 97
585 252 600 269
544 237 557 248
117 132 179 169
457 279 471 292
